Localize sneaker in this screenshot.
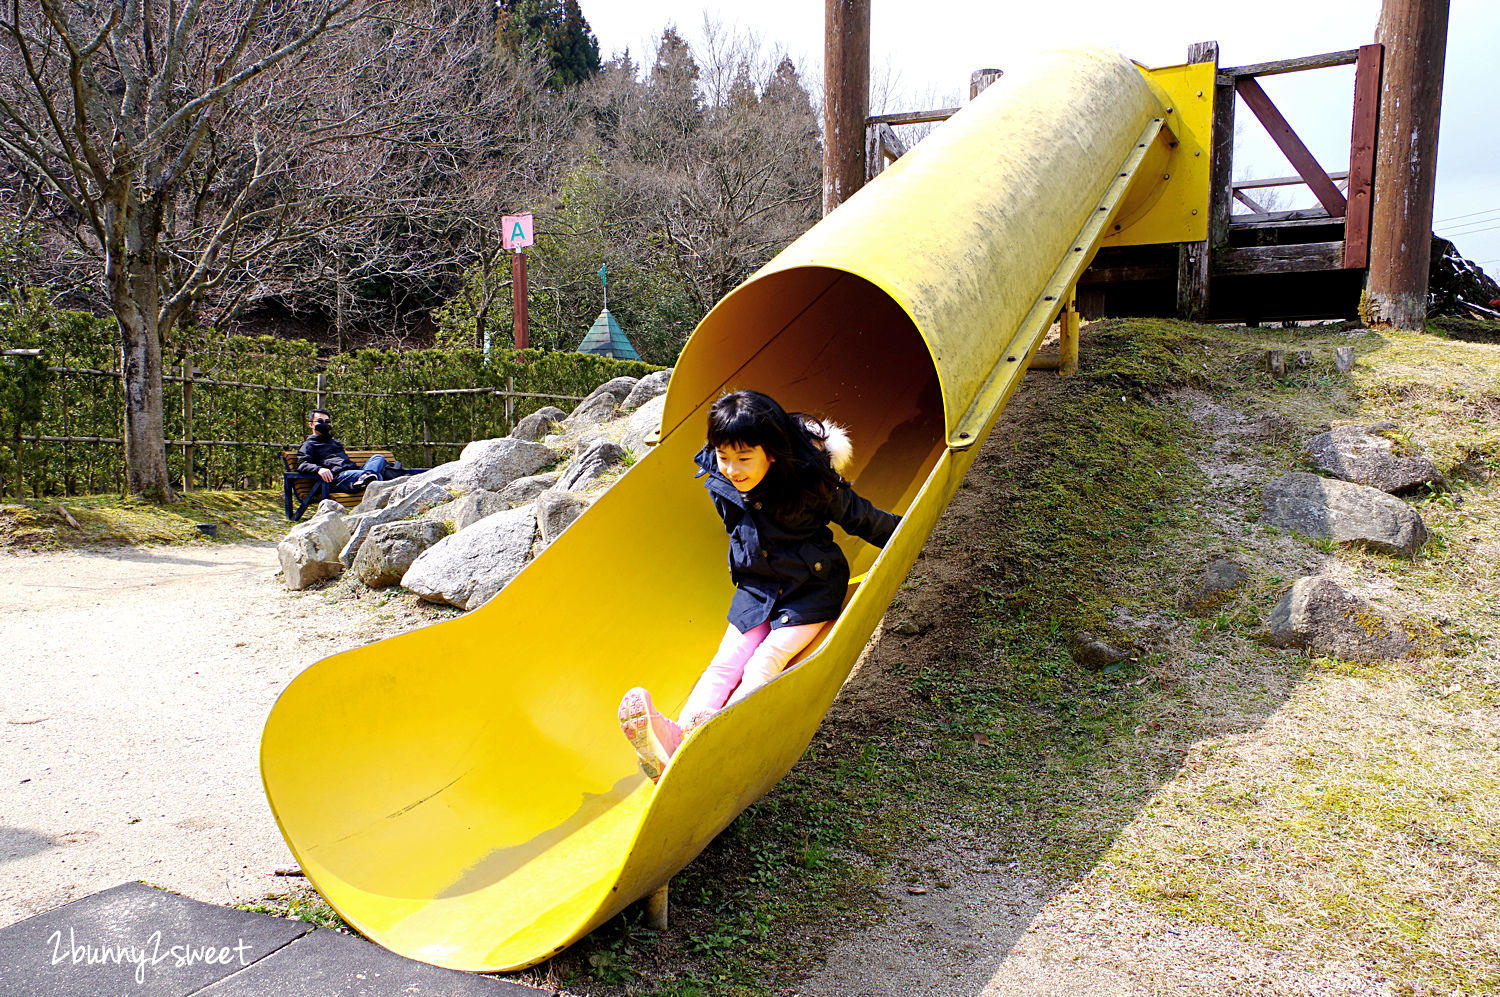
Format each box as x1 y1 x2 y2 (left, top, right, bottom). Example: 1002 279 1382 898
354 472 378 490
680 706 717 732
618 687 682 781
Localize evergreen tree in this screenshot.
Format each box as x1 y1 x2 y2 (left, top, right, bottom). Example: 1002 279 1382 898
648 27 702 139
495 0 599 88
549 0 601 87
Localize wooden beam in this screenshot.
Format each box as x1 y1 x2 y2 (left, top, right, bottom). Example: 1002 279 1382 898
1231 210 1338 227
1208 63 1237 251
1218 48 1360 83
1343 43 1382 269
1186 40 1218 64
1234 77 1347 218
864 123 907 181
1234 170 1349 190
969 69 1003 100
1079 264 1176 285
865 107 960 127
1211 242 1346 276
1177 40 1217 320
1233 189 1269 214
823 0 871 215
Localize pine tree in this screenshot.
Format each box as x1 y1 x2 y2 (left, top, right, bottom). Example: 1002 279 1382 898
495 0 599 87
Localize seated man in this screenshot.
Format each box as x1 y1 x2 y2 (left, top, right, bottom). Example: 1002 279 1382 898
295 408 392 493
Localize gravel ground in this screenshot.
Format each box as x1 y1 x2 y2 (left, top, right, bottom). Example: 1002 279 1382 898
0 543 414 926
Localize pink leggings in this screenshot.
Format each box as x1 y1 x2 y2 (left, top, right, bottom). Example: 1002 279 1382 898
677 621 823 724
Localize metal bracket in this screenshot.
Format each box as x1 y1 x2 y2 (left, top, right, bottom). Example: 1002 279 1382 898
947 116 1166 450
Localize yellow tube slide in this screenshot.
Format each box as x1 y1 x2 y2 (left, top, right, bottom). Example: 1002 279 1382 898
260 46 1209 972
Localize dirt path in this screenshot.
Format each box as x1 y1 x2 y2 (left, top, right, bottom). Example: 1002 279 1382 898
0 543 424 926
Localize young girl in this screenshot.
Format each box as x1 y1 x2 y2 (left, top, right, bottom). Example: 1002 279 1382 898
618 390 901 781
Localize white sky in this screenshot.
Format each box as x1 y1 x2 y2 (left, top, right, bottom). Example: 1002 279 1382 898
578 0 1500 284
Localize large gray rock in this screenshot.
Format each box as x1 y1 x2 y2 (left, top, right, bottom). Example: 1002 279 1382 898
315 498 347 517
536 488 590 545
497 472 560 509
1068 632 1133 670
622 394 667 457
557 440 628 491
421 488 507 531
350 519 449 587
580 375 639 406
510 406 567 442
1307 423 1445 493
278 509 352 590
401 505 537 610
1266 576 1417 662
1179 557 1249 615
563 391 621 430
621 369 671 412
353 476 404 513
383 439 555 502
454 437 556 491
339 481 453 566
1261 472 1427 557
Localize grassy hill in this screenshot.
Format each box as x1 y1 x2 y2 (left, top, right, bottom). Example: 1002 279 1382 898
540 318 1498 997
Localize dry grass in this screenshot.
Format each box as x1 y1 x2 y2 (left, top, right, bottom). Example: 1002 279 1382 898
0 488 289 549
1084 323 1500 996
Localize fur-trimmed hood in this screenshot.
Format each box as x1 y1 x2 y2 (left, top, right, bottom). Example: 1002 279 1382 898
817 421 853 476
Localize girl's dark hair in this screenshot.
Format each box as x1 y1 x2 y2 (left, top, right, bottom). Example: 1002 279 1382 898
707 390 840 516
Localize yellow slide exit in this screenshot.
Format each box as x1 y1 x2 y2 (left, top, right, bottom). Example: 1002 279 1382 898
260 46 1212 972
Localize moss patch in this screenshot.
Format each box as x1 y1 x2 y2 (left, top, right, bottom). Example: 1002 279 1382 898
0 489 287 549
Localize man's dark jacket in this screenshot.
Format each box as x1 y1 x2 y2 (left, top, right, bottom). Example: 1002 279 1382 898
694 445 900 633
295 434 357 475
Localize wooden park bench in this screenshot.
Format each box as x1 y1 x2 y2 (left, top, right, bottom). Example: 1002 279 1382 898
280 450 428 521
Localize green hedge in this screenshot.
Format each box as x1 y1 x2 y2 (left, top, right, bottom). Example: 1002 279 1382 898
0 299 662 497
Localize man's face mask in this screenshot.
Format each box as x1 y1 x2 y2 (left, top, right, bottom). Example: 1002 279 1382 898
314 419 331 435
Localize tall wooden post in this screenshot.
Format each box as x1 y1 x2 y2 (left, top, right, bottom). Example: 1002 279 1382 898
822 0 870 216
1177 40 1219 321
511 249 529 350
1366 0 1450 330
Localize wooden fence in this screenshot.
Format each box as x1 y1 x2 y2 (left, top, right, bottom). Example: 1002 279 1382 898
8 365 585 498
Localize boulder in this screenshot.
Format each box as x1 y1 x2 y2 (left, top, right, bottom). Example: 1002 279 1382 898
622 394 667 457
497 472 560 509
401 505 537 610
1261 472 1427 557
621 369 671 412
580 375 639 406
510 406 568 442
353 476 405 513
339 481 453 566
1178 557 1249 615
278 509 352 590
421 488 509 531
1266 576 1417 662
556 440 628 491
315 498 347 517
454 437 556 492
350 519 449 587
1068 632 1133 670
563 391 621 430
536 488 590 545
1307 424 1445 493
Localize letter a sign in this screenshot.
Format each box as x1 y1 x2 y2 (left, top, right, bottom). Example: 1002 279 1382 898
502 212 535 251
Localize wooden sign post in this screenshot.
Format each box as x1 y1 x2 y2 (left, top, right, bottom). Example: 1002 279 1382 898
502 213 536 350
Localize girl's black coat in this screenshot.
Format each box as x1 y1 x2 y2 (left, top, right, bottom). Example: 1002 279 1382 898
695 445 900 633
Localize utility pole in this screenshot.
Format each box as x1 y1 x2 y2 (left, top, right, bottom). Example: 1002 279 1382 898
822 0 870 216
1365 0 1450 330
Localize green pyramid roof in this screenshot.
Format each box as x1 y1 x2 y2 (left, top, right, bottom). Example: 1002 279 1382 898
575 308 641 361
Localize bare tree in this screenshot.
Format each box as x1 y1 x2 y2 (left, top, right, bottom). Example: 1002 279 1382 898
0 0 517 500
